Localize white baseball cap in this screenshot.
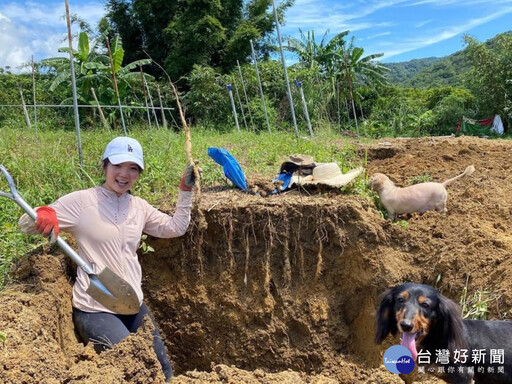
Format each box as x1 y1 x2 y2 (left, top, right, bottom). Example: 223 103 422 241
102 136 144 170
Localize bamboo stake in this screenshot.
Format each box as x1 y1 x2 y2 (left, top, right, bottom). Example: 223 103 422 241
90 87 109 130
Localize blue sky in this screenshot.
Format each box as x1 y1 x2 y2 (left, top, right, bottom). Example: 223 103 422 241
0 0 511 71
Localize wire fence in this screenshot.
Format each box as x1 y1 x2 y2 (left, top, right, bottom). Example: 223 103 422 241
0 104 175 110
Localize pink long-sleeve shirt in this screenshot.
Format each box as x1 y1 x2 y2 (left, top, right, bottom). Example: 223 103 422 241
19 186 192 313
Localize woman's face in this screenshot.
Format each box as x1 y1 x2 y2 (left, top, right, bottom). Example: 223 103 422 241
103 162 141 196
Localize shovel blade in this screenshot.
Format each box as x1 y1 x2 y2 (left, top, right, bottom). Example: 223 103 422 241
86 267 140 315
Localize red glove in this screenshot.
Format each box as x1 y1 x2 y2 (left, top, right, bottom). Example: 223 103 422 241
35 206 59 239
179 165 195 191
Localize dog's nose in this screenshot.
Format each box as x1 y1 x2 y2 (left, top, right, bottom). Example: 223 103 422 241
400 320 414 332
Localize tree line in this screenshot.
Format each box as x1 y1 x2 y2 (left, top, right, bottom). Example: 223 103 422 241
0 2 510 137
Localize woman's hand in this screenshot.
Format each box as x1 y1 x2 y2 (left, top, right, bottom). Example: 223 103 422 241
35 206 59 242
179 165 199 191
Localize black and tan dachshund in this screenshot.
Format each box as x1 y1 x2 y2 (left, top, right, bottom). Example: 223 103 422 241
375 283 512 384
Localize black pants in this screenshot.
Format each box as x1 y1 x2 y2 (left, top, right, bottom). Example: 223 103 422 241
73 303 173 382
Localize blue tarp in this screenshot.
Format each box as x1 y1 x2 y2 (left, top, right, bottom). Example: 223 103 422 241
207 147 248 191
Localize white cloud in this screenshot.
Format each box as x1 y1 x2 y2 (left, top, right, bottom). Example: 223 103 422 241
283 0 512 61
0 0 104 70
415 19 433 28
366 32 392 40
0 11 10 22
0 17 31 70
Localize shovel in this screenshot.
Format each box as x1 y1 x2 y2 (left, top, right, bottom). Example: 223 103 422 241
0 165 140 315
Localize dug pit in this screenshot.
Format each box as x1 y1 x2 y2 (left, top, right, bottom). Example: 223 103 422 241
1 136 512 384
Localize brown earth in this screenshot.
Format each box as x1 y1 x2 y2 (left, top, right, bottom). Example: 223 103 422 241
1 136 511 384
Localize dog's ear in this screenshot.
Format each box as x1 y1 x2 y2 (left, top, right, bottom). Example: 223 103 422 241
438 294 466 351
375 288 398 343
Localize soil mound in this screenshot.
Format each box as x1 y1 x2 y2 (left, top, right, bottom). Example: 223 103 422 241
1 136 511 383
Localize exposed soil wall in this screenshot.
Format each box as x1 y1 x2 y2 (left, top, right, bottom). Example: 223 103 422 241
1 136 511 383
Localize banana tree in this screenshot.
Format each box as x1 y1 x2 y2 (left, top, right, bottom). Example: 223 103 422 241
42 30 110 102
40 30 152 127
285 29 331 71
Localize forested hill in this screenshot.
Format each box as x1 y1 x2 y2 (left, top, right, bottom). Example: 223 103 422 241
383 31 511 88
383 52 468 88
383 57 440 84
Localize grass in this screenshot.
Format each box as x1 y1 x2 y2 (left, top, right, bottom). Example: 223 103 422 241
0 122 366 288
460 275 503 320
460 287 502 320
409 173 431 185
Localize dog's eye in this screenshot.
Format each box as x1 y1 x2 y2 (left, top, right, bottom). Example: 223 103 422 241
421 302 430 309
397 297 405 303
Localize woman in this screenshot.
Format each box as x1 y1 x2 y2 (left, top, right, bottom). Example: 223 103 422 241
18 136 196 382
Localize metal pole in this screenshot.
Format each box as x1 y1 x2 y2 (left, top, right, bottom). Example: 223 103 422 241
271 0 299 138
237 60 255 131
65 0 83 166
250 40 271 133
226 84 240 131
31 56 37 131
344 58 360 138
295 80 313 136
232 80 247 130
90 87 109 129
18 86 31 129
143 78 160 129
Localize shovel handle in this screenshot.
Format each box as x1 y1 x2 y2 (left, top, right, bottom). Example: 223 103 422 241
0 164 19 200
0 165 94 275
